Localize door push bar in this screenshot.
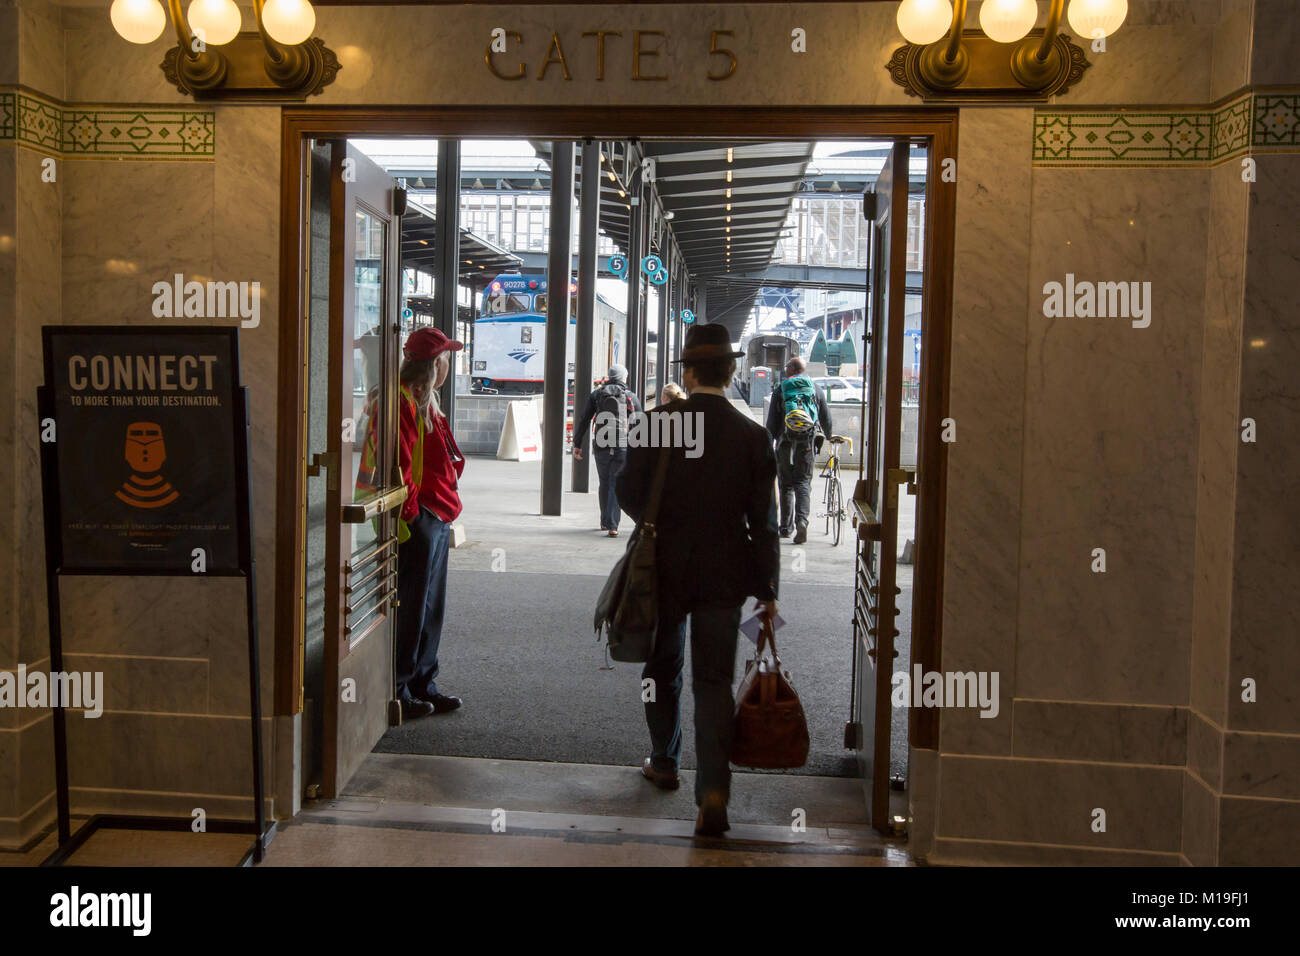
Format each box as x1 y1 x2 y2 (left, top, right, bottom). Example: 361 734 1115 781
341 485 409 524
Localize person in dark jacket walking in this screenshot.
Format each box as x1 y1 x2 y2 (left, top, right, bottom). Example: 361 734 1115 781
765 357 833 544
573 364 642 536
617 323 780 837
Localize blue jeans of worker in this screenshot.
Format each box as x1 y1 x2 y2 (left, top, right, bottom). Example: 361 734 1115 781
593 446 627 531
643 602 743 806
395 505 451 701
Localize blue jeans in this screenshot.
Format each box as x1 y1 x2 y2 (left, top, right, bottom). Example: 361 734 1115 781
395 505 451 701
593 446 627 531
642 602 742 806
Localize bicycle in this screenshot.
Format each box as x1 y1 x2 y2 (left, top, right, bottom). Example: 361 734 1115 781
817 435 852 546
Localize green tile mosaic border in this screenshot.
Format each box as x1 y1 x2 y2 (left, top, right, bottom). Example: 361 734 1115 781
3 84 1296 167
0 88 214 160
1034 91 1300 166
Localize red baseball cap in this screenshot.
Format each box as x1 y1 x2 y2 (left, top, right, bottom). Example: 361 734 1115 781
403 327 464 360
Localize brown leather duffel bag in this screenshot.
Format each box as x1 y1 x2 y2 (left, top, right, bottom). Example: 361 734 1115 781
731 617 810 769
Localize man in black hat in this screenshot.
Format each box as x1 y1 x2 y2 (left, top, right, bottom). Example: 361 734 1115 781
617 322 780 837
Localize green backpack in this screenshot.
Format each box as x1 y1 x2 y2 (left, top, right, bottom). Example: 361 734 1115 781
780 376 818 441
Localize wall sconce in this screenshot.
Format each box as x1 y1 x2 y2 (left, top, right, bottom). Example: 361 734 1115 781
109 0 340 98
888 0 1126 101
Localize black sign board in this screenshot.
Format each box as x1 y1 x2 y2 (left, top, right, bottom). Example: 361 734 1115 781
37 325 267 864
42 326 243 573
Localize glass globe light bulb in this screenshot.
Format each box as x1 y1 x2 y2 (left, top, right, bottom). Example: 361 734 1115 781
262 0 316 46
979 0 1039 44
110 0 167 44
897 0 955 46
1067 0 1128 39
187 0 242 46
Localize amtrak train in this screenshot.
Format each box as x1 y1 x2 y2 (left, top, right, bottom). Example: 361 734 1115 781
471 274 659 397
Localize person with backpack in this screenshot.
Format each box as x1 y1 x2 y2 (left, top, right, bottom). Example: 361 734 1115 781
765 356 833 544
573 364 642 536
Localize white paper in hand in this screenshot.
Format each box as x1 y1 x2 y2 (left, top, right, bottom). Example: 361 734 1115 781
739 608 785 646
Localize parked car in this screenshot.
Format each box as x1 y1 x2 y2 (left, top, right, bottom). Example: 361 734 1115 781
813 376 864 404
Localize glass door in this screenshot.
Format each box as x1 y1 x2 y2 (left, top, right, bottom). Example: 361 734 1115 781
851 141 909 832
321 142 407 797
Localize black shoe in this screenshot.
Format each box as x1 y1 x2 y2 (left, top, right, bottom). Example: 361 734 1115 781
425 693 462 714
793 525 808 545
399 697 435 720
779 526 792 538
695 791 730 837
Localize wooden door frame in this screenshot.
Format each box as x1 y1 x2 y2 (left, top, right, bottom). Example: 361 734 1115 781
274 106 958 762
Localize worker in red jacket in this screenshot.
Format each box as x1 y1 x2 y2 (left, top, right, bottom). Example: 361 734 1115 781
394 327 466 720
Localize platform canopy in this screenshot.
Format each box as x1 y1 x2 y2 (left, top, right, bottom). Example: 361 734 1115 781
401 199 522 288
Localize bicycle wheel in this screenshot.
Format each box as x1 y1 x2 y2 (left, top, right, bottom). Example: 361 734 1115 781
831 476 844 547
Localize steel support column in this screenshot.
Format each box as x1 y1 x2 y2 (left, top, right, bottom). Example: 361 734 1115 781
433 139 461 422
624 144 641 397
572 140 599 493
635 173 651 403
541 141 574 516
655 245 668 404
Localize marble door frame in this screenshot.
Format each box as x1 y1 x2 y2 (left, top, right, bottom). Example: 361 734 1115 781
272 106 959 760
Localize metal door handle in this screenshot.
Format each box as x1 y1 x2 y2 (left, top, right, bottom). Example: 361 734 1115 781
342 485 409 523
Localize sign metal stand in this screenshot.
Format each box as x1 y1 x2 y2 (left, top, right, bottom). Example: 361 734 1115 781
36 326 271 866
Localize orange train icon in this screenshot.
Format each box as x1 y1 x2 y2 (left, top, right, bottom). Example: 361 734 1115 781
115 421 179 509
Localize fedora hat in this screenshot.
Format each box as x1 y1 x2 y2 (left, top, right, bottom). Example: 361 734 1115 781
674 322 744 364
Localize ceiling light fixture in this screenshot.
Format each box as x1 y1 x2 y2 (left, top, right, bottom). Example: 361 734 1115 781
890 0 1110 99
111 0 336 96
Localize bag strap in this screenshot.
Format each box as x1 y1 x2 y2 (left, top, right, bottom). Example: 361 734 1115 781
640 443 672 535
757 616 779 661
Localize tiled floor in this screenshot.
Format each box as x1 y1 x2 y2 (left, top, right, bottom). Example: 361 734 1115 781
263 753 909 866
261 820 904 866
1 755 911 867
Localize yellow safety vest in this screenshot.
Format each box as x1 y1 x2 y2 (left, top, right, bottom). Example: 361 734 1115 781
355 385 424 543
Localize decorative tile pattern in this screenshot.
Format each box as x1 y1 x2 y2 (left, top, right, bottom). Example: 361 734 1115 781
1253 93 1300 147
1034 110 1215 164
1035 90 1300 166
1211 95 1252 160
0 87 214 160
17 93 62 153
0 90 14 141
62 107 215 157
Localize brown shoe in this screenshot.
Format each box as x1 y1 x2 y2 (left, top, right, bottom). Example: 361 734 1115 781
640 758 680 790
695 790 730 836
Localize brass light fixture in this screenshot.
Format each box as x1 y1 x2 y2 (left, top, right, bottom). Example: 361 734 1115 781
888 0 1127 101
109 0 340 98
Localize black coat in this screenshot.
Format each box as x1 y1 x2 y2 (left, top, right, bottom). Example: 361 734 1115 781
617 393 780 616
